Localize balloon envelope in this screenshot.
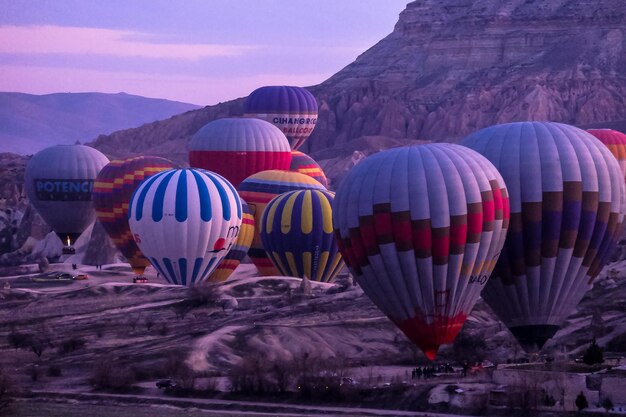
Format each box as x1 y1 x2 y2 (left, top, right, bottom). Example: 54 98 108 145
289 150 328 188
24 145 110 246
261 189 343 282
128 169 242 286
238 170 326 276
462 122 624 351
587 129 626 180
207 200 255 282
244 86 318 150
93 156 176 275
333 143 510 360
189 118 292 188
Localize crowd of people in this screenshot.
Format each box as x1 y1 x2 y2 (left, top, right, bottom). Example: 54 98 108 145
411 362 458 379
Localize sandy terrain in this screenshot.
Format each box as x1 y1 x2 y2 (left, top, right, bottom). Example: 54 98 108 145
0 259 624 416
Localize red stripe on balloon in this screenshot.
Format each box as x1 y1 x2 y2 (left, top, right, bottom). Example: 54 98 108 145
189 150 291 188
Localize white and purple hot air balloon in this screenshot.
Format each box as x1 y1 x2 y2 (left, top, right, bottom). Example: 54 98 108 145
128 169 242 286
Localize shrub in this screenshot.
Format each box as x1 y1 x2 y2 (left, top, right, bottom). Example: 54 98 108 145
47 365 62 377
575 392 588 411
90 358 136 391
59 337 86 354
164 353 196 392
7 331 33 350
0 366 15 415
582 338 604 365
602 397 613 412
172 284 220 319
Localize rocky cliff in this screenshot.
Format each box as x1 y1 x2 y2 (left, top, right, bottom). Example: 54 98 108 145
307 0 626 151
90 0 626 173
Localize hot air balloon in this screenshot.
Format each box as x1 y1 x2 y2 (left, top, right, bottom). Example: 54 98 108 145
128 169 242 286
244 86 318 150
260 189 343 282
587 129 626 179
238 170 326 276
462 121 624 351
93 156 176 276
333 143 510 360
189 118 292 188
207 200 255 282
24 145 110 253
289 150 328 188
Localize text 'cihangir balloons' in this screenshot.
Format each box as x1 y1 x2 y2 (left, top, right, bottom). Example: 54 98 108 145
238 170 326 276
261 189 343 282
128 169 242 286
244 86 318 150
333 143 510 360
24 145 110 248
93 156 176 275
189 118 292 188
462 121 624 351
207 200 255 282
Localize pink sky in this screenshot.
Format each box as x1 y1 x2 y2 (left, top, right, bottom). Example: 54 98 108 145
0 1 408 105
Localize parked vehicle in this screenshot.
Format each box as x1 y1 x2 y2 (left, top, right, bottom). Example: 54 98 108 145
54 273 74 280
133 276 149 284
156 379 176 389
73 274 89 280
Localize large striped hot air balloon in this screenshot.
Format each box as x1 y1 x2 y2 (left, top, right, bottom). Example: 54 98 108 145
289 150 328 188
189 118 292 188
93 156 176 275
238 170 326 276
244 86 318 150
333 143 510 360
260 189 343 282
24 145 110 251
128 169 242 286
462 122 624 351
207 200 255 282
587 129 626 179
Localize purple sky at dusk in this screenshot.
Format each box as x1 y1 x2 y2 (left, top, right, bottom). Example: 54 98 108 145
0 1 408 105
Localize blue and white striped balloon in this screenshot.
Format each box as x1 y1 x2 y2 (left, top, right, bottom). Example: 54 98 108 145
128 169 242 286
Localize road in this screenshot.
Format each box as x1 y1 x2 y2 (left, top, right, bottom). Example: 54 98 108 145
23 390 476 417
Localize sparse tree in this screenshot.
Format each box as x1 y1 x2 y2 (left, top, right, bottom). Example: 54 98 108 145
575 391 588 411
37 257 49 273
0 366 14 414
583 338 604 365
90 355 136 391
158 323 169 336
602 397 613 413
29 335 50 360
7 331 33 350
165 352 196 391
144 316 155 331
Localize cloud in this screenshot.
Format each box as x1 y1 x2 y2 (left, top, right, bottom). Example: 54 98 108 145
0 64 331 105
0 25 254 59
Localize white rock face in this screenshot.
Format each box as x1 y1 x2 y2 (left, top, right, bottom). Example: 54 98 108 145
28 233 61 260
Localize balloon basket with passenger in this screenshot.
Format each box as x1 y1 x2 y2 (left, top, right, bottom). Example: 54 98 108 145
61 234 77 254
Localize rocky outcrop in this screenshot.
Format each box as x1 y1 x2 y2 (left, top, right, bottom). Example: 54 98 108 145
306 0 626 152
88 0 625 178
81 220 119 267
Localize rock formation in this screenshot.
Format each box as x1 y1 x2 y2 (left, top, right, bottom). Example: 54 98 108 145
88 0 625 182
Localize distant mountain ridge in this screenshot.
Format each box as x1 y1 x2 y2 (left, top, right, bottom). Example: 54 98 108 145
0 92 199 155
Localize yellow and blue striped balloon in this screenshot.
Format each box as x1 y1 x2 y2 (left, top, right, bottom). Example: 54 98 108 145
260 189 343 282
